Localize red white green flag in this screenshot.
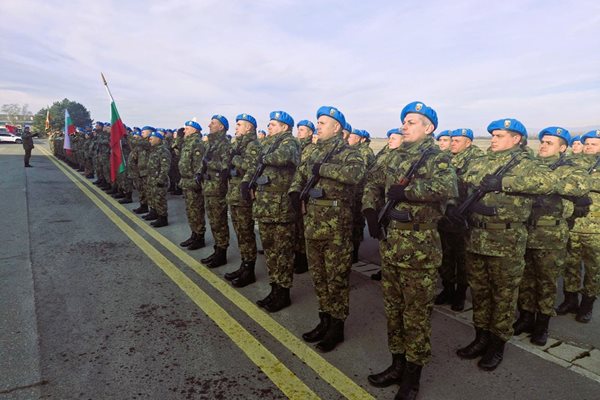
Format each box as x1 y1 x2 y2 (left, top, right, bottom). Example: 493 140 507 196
109 100 127 183
64 109 75 155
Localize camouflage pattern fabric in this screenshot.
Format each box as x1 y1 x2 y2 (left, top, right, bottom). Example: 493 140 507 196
230 205 257 261
258 221 295 288
294 136 316 254
97 130 111 182
520 248 565 315
351 141 375 245
564 233 583 293
178 132 206 236
136 139 151 204
146 143 171 216
168 135 183 190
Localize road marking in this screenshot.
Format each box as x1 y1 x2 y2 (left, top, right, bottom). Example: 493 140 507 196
40 148 320 400
41 147 376 400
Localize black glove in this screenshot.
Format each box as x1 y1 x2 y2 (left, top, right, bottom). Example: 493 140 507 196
574 197 592 207
363 208 381 239
289 191 301 213
480 174 503 193
387 184 407 201
572 196 592 218
312 162 322 177
444 204 467 228
194 173 203 186
177 127 184 136
240 181 251 202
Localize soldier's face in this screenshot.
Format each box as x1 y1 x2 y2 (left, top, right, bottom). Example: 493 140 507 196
583 138 600 154
388 133 403 149
450 136 471 154
183 126 197 136
538 135 566 158
437 136 451 151
235 120 252 136
572 141 584 153
297 126 312 140
490 130 521 152
149 136 161 146
268 121 286 135
348 133 362 146
141 130 152 138
402 114 433 143
317 116 340 141
258 132 266 140
342 130 350 141
209 119 224 134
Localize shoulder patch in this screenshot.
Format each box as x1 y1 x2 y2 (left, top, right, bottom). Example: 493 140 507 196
437 162 449 170
195 151 201 156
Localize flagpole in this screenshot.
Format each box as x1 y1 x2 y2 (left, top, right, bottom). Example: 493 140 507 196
101 72 115 103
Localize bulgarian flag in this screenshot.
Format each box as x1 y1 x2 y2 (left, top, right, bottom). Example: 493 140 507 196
64 109 75 155
109 100 127 183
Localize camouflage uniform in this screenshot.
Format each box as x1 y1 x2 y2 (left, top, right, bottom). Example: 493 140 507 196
227 132 260 261
178 132 206 238
146 143 172 216
83 134 95 176
294 137 316 258
97 130 111 183
351 141 375 254
202 130 232 249
116 136 133 194
169 135 183 192
462 147 556 341
137 139 151 206
363 135 458 365
290 134 365 320
245 131 300 289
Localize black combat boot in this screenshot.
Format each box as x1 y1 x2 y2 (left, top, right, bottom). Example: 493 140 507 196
394 362 422 400
457 327 490 359
143 209 159 221
232 261 256 288
434 281 455 305
478 333 506 371
513 309 535 335
556 291 580 315
133 203 149 214
293 252 308 274
371 270 382 281
201 247 227 268
452 284 468 311
302 312 331 343
316 317 344 352
151 215 168 227
256 283 276 308
352 241 360 263
93 178 104 186
118 192 133 204
530 313 550 346
180 232 197 247
105 184 117 193
86 173 95 179
112 191 125 199
224 261 244 281
264 286 291 313
172 188 183 195
575 295 596 323
187 234 205 250
368 353 406 388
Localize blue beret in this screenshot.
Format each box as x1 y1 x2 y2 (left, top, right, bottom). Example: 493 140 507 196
258 129 266 134
95 122 104 127
316 106 346 129
401 101 438 130
132 130 142 136
297 120 315 132
387 128 401 138
344 122 352 132
436 130 452 140
581 129 600 143
236 113 257 128
211 114 229 131
538 127 571 144
351 128 362 136
487 118 527 136
270 111 294 128
361 129 371 139
106 123 111 127
450 128 474 141
185 120 202 131
570 135 581 146
141 125 156 132
149 130 164 140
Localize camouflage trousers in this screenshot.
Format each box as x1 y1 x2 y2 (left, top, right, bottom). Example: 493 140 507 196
101 155 111 184
306 237 353 320
380 227 441 365
230 204 257 262
183 187 206 236
258 221 295 288
519 248 564 316
134 176 147 205
117 172 132 193
84 156 94 176
467 252 525 341
352 195 365 244
205 195 229 249
148 181 168 216
564 232 600 297
438 228 468 286
294 215 306 254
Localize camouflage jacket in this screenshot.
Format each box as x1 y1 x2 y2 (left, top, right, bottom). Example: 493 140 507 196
299 136 317 164
451 144 485 200
178 133 205 190
362 136 458 225
363 145 397 211
227 132 260 205
358 141 375 169
289 134 365 240
97 130 111 157
147 144 172 187
244 131 300 223
127 139 139 178
201 130 231 197
462 146 556 257
137 139 151 177
571 154 600 234
527 153 590 249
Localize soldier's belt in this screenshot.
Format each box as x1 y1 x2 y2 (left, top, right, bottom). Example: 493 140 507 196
308 198 340 207
256 186 286 193
588 212 600 218
528 219 561 227
472 221 524 230
390 221 437 231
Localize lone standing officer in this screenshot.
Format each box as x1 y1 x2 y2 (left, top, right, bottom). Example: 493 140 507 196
289 106 365 353
455 118 555 371
198 115 232 268
242 111 300 312
363 101 457 400
21 126 34 167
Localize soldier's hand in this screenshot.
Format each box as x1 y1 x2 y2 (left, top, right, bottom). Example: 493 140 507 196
480 174 503 192
240 181 252 202
363 208 381 239
289 191 301 212
194 173 203 186
311 162 322 177
387 184 407 201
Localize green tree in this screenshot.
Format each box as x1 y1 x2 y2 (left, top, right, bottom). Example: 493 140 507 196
32 98 92 135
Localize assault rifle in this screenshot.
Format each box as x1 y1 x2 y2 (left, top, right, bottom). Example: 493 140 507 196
299 140 341 212
246 134 286 199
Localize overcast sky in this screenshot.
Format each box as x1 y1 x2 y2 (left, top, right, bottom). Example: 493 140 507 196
1 0 599 136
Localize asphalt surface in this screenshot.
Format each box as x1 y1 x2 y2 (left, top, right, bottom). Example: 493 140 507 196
1 140 599 400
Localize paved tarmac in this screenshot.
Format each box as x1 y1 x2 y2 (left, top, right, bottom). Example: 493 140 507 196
1 141 599 399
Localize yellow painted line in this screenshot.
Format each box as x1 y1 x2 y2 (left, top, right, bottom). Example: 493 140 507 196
39 147 319 400
41 146 375 400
